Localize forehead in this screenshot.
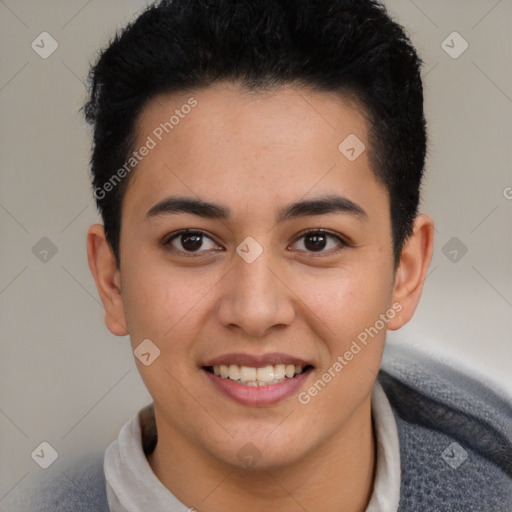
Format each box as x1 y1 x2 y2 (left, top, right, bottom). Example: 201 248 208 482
136 81 368 153
123 82 388 223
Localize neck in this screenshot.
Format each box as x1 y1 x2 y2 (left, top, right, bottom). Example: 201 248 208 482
147 395 375 512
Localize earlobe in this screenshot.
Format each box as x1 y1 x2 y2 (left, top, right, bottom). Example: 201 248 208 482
86 224 129 336
388 214 435 330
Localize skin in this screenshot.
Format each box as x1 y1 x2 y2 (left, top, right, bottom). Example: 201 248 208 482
87 81 434 512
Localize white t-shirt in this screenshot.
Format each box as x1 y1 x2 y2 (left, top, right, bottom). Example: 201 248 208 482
104 381 401 511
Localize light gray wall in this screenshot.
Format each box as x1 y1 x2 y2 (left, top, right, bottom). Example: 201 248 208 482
1 0 511 505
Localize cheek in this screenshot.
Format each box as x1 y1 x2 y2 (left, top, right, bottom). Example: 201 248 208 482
120 267 171 343
119 261 209 410
296 264 394 347
295 268 391 431
120 254 222 348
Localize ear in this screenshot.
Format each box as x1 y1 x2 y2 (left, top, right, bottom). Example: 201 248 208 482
387 214 435 330
86 224 129 336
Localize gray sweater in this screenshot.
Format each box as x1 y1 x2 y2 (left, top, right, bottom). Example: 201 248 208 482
8 344 512 511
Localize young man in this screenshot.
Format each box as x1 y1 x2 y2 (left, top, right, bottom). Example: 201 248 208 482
24 0 512 510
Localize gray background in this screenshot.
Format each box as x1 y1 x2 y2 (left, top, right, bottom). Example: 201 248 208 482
1 0 511 505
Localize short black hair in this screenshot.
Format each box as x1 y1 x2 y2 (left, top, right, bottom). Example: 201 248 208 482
83 0 427 269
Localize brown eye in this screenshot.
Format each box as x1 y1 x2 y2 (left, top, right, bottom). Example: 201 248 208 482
291 230 346 254
163 230 219 255
179 232 203 251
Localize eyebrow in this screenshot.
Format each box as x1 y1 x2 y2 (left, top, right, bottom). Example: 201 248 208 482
146 194 367 223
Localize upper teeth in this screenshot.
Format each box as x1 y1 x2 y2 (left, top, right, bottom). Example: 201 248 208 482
212 364 304 385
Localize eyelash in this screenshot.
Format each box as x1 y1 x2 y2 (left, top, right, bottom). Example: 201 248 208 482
161 229 348 257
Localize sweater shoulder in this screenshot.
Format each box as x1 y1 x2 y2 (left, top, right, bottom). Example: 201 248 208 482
5 451 110 512
379 343 512 511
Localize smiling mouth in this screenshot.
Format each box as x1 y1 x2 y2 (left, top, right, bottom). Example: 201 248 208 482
204 364 314 386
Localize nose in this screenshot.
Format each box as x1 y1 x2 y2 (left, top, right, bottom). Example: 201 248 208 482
216 244 295 338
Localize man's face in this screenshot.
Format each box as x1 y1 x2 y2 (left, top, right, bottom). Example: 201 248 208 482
115 82 398 469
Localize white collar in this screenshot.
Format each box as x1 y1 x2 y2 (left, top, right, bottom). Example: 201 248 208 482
104 380 401 512
365 380 401 511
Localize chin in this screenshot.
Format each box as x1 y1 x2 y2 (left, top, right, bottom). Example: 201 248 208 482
209 430 314 472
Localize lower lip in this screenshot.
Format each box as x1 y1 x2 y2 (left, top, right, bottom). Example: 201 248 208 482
202 368 312 406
